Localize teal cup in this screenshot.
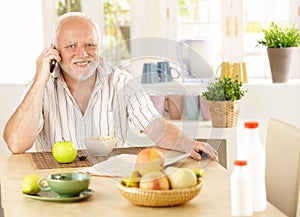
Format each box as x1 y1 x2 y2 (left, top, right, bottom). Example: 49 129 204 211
38 173 90 197
141 63 159 83
157 61 180 82
184 94 200 120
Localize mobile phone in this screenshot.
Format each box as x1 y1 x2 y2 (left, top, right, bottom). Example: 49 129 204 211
50 59 57 73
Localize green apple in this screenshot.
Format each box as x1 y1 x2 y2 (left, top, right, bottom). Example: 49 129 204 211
52 141 77 163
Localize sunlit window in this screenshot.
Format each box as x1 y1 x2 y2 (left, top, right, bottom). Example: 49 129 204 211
177 0 221 42
56 0 82 16
243 0 291 78
102 0 131 65
177 0 296 79
177 0 222 78
0 1 43 84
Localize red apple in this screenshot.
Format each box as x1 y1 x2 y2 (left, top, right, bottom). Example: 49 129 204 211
135 148 164 176
139 171 170 190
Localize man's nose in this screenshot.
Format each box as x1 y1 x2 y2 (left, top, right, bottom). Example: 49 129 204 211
75 46 88 57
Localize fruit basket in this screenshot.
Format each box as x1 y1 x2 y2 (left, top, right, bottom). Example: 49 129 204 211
117 179 203 207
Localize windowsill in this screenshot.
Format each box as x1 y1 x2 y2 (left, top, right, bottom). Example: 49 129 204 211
140 78 300 93
2 78 300 86
245 78 300 86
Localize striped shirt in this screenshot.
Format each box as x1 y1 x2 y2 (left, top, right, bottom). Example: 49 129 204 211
34 64 161 151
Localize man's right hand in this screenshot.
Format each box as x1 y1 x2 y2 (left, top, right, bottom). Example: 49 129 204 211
35 44 61 83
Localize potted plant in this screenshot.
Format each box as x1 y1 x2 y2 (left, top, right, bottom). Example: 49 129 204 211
256 22 300 83
201 77 247 128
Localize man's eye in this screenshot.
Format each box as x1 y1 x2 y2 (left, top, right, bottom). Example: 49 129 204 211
87 44 96 48
67 44 75 49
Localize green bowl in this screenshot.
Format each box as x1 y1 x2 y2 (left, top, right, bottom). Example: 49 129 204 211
38 173 90 197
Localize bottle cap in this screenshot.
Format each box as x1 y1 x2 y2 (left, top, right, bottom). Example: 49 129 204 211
234 160 247 166
244 121 259 129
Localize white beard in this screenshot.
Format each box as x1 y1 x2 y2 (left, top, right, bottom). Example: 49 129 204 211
59 58 100 81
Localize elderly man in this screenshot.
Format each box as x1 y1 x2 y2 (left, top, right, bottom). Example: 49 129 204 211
3 12 218 161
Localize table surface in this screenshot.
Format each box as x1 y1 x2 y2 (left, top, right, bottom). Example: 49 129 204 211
0 149 287 217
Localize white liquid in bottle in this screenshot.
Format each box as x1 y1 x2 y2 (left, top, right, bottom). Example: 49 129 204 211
230 160 253 216
243 121 267 212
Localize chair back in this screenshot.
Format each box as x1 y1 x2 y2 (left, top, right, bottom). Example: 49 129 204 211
266 118 300 217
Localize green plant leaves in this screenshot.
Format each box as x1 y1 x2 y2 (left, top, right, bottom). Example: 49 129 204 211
257 22 300 48
202 77 247 101
56 0 82 17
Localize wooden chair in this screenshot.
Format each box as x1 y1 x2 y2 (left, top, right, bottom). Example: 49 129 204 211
265 118 300 217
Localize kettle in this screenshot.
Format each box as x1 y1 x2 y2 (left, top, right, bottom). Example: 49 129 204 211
178 37 215 82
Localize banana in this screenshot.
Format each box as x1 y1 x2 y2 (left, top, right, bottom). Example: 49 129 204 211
192 168 205 178
122 170 141 187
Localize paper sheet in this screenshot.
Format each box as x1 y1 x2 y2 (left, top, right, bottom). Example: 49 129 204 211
77 153 190 177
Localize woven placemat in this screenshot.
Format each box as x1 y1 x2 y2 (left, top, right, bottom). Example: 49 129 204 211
27 147 150 170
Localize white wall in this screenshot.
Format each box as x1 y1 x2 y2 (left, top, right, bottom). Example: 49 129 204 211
240 81 300 144
0 1 43 84
0 84 26 153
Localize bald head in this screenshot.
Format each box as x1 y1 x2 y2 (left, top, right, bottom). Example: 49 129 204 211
53 12 101 47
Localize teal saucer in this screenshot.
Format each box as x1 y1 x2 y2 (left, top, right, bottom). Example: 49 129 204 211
23 189 94 202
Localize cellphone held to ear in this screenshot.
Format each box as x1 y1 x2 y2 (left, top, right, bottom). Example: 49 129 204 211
50 59 57 73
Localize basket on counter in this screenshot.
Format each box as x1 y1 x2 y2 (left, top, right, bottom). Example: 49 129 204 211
209 100 240 128
117 180 203 207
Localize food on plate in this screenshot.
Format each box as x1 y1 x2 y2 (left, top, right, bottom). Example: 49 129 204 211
139 171 170 190
52 140 77 163
135 148 164 176
22 174 41 195
165 167 197 189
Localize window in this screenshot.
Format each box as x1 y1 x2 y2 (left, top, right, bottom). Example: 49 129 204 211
177 0 222 67
177 0 221 43
56 0 82 16
177 0 299 79
243 0 292 79
102 0 131 65
0 1 43 84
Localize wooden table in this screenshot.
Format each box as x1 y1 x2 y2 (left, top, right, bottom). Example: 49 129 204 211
0 151 287 217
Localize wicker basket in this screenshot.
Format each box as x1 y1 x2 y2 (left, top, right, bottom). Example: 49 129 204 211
209 100 240 128
117 180 203 207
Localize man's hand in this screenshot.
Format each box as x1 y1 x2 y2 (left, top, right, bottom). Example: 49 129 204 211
35 44 61 83
190 141 218 161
